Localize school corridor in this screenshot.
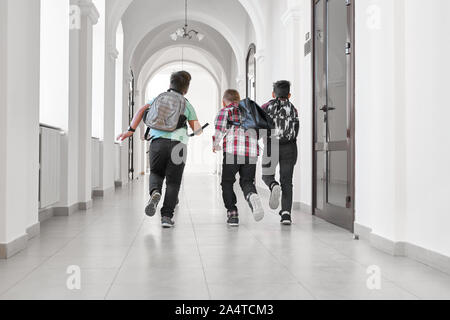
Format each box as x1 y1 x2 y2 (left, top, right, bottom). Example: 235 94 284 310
1 174 449 300
1 0 450 300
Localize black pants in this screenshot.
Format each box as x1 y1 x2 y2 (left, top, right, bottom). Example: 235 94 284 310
262 140 298 214
149 139 187 218
221 153 258 212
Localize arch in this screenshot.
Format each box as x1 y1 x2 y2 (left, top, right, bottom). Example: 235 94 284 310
132 20 233 83
246 43 257 100
107 0 266 70
123 11 244 76
136 44 228 94
143 60 221 100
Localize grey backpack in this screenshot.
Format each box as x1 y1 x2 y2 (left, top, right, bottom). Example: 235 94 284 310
144 90 187 132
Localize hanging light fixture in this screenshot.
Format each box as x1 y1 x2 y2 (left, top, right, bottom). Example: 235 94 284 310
170 0 205 42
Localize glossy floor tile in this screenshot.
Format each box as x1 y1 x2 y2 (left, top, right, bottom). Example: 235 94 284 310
0 174 449 300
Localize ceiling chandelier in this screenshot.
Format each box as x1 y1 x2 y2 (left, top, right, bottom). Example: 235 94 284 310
170 0 205 42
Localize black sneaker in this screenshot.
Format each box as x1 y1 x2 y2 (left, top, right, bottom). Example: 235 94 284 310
161 216 175 228
227 211 239 227
145 191 161 217
247 193 265 222
280 212 292 225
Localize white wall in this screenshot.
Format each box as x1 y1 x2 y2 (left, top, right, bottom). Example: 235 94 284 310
115 22 124 138
0 0 40 245
355 0 450 257
39 0 70 130
0 0 8 243
403 0 450 256
92 0 105 139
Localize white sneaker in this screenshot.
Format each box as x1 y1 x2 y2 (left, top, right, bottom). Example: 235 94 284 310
269 184 281 210
248 193 265 222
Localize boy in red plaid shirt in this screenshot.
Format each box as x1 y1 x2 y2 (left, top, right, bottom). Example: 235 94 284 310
213 90 265 226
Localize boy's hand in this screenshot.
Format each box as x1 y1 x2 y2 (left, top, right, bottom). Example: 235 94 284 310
116 131 134 142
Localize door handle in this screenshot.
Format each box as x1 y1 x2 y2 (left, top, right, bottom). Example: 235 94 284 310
320 106 336 112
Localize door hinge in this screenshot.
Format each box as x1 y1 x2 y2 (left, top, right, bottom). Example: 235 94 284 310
345 42 352 55
346 0 351 6
346 196 352 208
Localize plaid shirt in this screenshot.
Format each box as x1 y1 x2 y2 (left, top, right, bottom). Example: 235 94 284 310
213 103 259 158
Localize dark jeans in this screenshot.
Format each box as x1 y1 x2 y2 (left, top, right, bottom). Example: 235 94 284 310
149 139 187 218
262 140 298 214
221 153 258 212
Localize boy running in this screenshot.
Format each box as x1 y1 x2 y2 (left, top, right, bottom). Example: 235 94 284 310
117 71 203 228
213 90 265 226
261 81 299 225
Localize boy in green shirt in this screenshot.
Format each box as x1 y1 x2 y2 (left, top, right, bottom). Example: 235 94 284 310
117 71 203 228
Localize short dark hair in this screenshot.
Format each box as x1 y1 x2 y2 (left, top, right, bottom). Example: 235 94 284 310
223 89 241 104
273 80 291 99
170 71 192 94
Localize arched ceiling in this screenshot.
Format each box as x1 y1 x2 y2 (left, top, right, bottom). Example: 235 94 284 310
133 20 233 88
107 0 265 48
107 0 264 81
138 46 227 95
144 60 221 101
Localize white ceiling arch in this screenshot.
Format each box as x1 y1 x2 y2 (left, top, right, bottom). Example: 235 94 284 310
107 0 265 48
107 0 266 79
143 60 221 102
137 45 228 98
132 20 233 81
122 12 244 77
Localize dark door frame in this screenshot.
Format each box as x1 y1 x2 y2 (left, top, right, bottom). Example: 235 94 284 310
128 68 135 181
246 43 257 99
311 0 355 232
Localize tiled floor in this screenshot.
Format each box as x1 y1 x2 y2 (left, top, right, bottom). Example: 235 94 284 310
1 174 450 300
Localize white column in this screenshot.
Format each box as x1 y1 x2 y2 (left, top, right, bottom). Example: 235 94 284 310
236 75 246 96
60 0 98 214
0 0 41 258
51 0 79 215
281 2 310 211
132 90 142 179
254 49 271 104
96 45 118 196
77 0 99 208
118 67 131 186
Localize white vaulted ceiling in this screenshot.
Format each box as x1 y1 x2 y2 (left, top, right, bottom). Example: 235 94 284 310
106 0 264 92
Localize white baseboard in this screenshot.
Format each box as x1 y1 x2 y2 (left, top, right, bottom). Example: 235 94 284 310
53 202 80 217
39 200 93 221
92 186 115 198
79 200 93 211
354 222 450 275
0 234 28 259
26 222 41 240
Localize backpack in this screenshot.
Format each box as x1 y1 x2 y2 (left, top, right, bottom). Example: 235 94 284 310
228 98 275 134
265 99 299 143
143 90 187 132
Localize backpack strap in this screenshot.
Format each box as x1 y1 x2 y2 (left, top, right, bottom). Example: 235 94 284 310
226 103 243 129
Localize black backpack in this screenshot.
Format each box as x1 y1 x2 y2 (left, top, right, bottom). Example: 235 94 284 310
228 98 274 134
265 99 299 143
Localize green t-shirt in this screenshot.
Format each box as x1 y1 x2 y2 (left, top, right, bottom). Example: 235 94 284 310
146 98 198 145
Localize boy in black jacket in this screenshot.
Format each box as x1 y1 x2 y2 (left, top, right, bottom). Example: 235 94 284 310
261 81 299 225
